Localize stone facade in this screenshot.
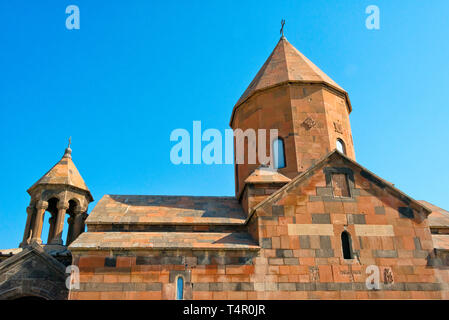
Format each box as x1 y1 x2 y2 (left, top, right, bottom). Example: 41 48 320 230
1 35 448 300
67 153 449 299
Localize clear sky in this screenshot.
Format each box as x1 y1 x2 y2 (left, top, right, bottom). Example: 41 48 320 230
0 1 448 249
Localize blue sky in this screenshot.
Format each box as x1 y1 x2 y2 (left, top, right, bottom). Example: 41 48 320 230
0 1 448 249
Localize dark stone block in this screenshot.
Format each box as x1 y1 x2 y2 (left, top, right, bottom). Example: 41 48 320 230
279 283 297 291
340 283 353 291
123 283 147 291
352 283 366 291
404 283 419 291
223 283 239 291
299 236 310 249
320 236 332 250
296 283 306 291
373 250 398 258
276 249 293 258
352 214 366 224
161 256 184 265
326 283 338 291
398 207 414 219
209 283 223 291
303 283 317 291
321 196 356 203
145 283 163 291
240 282 254 291
312 213 331 224
374 206 386 215
193 283 210 291
272 206 284 216
104 257 116 267
315 283 328 291
390 283 405 291
315 249 334 258
136 256 159 265
81 282 123 292
261 238 272 249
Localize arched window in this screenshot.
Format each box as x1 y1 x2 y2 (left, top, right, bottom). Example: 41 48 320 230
44 198 59 244
341 231 353 259
176 276 184 300
336 139 346 155
272 138 286 169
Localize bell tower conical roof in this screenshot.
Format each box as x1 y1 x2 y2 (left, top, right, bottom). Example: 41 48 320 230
27 145 92 201
231 36 351 125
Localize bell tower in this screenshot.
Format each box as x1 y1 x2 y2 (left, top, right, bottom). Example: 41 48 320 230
231 35 355 198
20 141 93 248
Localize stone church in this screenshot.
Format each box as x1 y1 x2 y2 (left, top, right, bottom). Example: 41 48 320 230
1 35 448 300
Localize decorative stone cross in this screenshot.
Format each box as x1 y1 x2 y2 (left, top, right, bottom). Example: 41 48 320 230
280 19 285 37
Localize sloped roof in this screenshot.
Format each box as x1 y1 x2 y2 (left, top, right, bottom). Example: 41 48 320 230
0 242 66 275
418 200 449 229
432 235 449 251
69 232 259 251
249 150 432 219
27 147 92 200
245 167 292 184
231 37 351 125
86 195 247 225
0 248 23 256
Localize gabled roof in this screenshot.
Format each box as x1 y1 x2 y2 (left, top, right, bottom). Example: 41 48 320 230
69 232 259 251
0 242 66 276
244 167 291 184
432 235 449 251
231 37 351 125
419 200 449 229
248 150 432 221
86 195 247 225
27 147 92 201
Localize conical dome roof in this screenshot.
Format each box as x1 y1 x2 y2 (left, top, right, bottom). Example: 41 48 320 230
231 37 351 124
27 146 92 201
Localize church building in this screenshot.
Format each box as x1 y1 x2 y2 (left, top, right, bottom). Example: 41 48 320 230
1 34 448 300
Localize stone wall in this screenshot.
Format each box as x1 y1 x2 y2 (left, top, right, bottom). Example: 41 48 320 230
69 157 449 299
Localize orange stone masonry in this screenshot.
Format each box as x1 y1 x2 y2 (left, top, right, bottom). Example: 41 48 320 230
66 36 449 300
4 34 447 301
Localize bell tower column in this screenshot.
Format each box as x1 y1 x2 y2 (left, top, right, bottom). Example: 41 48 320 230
30 200 48 244
51 202 69 245
19 205 35 247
